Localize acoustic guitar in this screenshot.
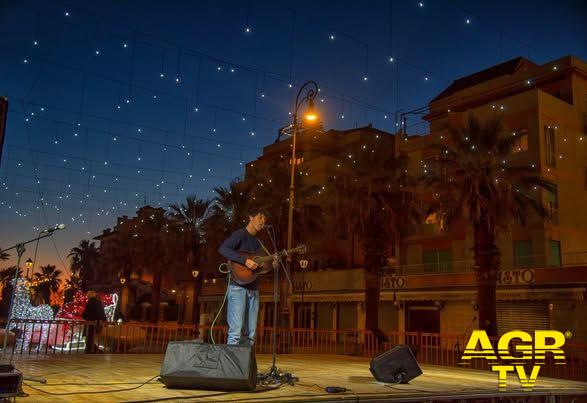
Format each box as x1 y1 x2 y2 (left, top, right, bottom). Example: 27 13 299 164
228 244 306 285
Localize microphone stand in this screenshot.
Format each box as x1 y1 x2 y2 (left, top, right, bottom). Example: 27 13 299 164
0 231 60 388
259 226 295 385
454 316 477 357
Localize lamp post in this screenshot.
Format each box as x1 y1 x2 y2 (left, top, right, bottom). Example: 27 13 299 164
191 269 200 325
25 258 33 278
282 80 319 329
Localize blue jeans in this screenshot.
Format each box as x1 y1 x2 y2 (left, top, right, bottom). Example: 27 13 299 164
226 284 259 345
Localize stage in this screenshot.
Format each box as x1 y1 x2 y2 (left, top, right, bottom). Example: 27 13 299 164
12 354 587 402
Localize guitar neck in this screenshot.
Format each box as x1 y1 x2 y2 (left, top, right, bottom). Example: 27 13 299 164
255 247 299 263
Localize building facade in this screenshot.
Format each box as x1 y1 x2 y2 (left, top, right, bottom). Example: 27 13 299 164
199 55 587 342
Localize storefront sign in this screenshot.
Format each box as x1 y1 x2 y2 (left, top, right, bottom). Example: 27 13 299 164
380 275 406 290
496 269 535 285
293 280 312 292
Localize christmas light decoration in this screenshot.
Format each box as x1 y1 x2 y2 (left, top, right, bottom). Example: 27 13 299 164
8 279 54 350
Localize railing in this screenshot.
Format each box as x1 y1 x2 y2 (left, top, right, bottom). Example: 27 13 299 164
2 320 585 382
385 251 587 275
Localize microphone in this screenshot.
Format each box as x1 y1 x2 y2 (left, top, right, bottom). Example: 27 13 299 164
41 224 66 234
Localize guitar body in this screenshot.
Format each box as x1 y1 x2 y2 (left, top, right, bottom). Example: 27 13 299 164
228 249 273 285
227 244 306 286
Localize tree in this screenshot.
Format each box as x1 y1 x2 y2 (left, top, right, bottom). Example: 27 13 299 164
251 161 322 253
0 248 9 262
326 134 416 338
68 240 101 290
31 264 62 304
0 266 21 317
212 180 253 235
424 114 553 336
168 196 211 324
63 275 82 303
128 210 173 323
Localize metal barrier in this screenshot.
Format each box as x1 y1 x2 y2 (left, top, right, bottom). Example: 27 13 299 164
2 320 585 381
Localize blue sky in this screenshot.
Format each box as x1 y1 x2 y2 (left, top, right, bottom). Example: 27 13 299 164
0 0 585 274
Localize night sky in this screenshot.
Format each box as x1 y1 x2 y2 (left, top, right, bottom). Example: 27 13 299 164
0 0 585 274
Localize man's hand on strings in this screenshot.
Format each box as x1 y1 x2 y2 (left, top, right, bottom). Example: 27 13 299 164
245 259 258 270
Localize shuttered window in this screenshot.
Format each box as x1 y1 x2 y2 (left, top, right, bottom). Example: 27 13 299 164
497 301 550 336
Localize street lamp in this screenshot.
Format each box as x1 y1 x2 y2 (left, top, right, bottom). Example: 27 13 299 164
283 80 320 327
25 258 33 278
192 269 200 325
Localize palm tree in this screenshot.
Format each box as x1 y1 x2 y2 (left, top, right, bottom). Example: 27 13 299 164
0 248 9 262
251 161 322 252
68 240 100 290
424 114 553 336
212 180 253 235
63 275 81 303
31 264 62 304
326 134 416 337
168 196 211 324
0 266 21 317
128 209 174 323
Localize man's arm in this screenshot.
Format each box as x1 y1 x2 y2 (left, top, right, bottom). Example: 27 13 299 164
218 230 246 265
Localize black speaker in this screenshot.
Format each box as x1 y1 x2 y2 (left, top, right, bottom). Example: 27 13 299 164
160 341 257 391
370 345 422 384
0 364 22 398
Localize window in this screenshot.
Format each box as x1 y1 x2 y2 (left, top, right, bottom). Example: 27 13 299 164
514 240 533 267
549 240 561 267
424 213 446 233
423 249 452 273
512 129 529 153
544 126 556 167
546 185 558 224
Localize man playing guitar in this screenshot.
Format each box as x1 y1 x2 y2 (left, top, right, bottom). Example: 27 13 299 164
218 208 275 345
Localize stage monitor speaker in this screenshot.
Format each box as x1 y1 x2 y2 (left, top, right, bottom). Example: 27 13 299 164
160 341 257 391
0 97 7 166
370 345 422 384
0 364 22 398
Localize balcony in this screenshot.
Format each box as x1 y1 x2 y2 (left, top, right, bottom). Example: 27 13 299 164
384 251 587 276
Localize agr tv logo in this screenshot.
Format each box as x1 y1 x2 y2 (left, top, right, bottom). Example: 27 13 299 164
460 330 570 391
